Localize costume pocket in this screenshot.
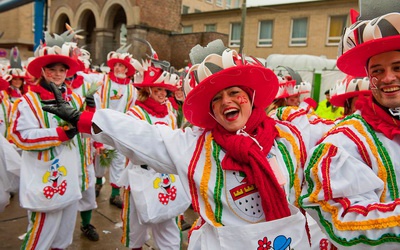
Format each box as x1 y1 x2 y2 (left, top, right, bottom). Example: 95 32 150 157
128 165 191 224
19 147 81 212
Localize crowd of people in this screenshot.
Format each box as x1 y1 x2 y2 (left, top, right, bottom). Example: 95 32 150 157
1 8 400 250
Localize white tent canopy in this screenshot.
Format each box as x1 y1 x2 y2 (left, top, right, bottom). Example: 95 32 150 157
264 54 346 101
265 54 338 71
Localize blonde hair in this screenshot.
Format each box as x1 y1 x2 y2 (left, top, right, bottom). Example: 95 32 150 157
137 87 151 102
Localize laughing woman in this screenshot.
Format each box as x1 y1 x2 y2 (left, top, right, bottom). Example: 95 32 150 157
43 45 328 249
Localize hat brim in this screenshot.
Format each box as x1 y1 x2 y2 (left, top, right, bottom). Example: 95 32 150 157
27 55 80 79
0 78 9 91
183 65 278 129
133 83 178 92
107 58 135 76
337 36 400 77
330 90 371 107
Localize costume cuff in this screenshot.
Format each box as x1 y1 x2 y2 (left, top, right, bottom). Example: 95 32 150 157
77 111 94 134
56 127 69 142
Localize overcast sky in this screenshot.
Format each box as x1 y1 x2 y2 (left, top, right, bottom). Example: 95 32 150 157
247 0 322 7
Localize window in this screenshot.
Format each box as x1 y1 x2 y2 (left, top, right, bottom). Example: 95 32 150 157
205 24 216 32
229 22 241 47
226 0 232 9
182 26 193 34
182 5 189 14
290 17 308 46
206 0 213 3
258 20 273 46
327 15 348 45
216 0 222 7
194 9 201 13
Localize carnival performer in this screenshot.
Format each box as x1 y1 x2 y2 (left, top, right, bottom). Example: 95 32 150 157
0 68 12 138
93 45 137 208
113 58 184 250
5 47 28 103
329 75 371 116
9 32 86 250
42 40 335 249
300 11 400 249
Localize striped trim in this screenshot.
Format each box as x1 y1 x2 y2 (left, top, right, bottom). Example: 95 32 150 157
187 132 206 213
200 133 223 227
22 212 46 250
212 140 224 224
121 189 131 247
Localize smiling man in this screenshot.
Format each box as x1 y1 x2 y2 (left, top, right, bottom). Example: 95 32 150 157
300 12 400 249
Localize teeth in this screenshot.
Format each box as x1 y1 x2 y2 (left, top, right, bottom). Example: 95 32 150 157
223 108 237 115
382 86 400 92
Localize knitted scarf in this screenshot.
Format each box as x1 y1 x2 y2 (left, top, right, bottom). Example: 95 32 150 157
356 95 400 139
211 107 291 221
135 97 168 118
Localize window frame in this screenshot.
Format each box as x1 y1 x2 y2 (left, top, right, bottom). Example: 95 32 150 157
326 14 348 46
182 25 193 34
289 17 308 47
258 20 273 47
205 23 217 32
229 22 241 47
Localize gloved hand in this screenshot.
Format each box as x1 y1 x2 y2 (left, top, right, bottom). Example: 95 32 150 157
42 82 82 127
85 94 96 108
64 127 78 139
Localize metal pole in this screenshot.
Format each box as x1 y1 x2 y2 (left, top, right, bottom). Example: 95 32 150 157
34 0 45 50
239 0 246 54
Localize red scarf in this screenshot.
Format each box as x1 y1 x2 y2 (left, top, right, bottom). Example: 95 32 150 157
135 98 168 118
355 95 400 139
65 75 84 89
109 72 131 85
30 82 72 101
212 107 290 221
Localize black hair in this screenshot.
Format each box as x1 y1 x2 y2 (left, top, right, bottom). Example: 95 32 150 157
44 62 70 70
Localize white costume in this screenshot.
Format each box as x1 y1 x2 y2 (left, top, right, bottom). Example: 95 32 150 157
88 107 329 249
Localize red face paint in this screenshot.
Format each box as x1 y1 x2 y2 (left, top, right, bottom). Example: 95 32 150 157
237 95 249 105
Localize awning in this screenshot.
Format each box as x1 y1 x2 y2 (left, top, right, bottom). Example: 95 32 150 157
0 0 35 13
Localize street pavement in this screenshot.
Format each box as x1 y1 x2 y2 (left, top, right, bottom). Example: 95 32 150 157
0 179 196 250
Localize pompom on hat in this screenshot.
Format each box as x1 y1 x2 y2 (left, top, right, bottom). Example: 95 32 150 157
27 29 81 79
183 46 278 129
330 75 371 107
337 12 400 77
106 44 135 77
132 59 180 92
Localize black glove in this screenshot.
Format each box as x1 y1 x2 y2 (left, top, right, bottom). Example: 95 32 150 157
64 127 78 139
42 82 82 127
85 94 96 108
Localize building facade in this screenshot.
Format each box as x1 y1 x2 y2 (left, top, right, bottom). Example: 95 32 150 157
0 0 358 70
181 0 359 61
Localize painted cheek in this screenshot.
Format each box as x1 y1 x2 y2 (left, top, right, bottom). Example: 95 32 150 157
237 95 249 105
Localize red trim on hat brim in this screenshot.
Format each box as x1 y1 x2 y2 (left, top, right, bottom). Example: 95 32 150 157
107 58 135 77
183 65 278 129
0 78 9 91
330 90 371 107
337 36 400 77
27 55 80 79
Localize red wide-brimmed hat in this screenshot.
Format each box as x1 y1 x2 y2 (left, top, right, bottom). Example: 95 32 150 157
183 49 278 129
337 12 400 77
106 45 135 77
132 59 179 92
27 44 80 79
330 76 371 107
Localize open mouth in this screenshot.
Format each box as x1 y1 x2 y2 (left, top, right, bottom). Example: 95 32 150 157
223 108 239 121
381 86 400 93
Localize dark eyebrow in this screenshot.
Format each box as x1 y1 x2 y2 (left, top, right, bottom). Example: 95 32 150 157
369 60 400 70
